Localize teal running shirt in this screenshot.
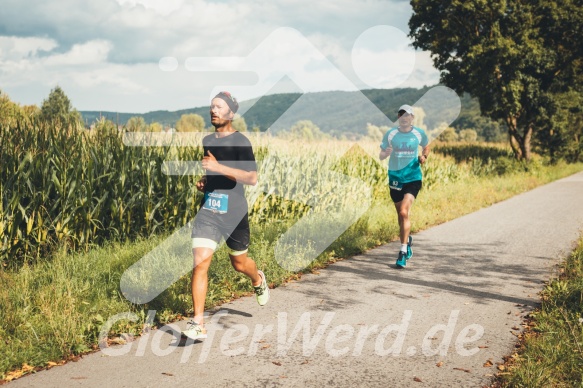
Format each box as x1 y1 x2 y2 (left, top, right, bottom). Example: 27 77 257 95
380 126 429 190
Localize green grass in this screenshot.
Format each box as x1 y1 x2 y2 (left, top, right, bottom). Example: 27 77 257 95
1 155 582 381
498 237 583 387
0 237 162 380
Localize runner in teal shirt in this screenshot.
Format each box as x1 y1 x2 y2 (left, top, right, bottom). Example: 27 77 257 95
379 104 430 268
381 125 429 190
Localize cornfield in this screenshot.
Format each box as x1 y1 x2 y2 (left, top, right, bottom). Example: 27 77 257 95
248 148 385 223
0 119 203 268
1 120 521 268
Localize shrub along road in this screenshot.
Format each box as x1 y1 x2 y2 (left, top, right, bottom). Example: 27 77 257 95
9 172 583 387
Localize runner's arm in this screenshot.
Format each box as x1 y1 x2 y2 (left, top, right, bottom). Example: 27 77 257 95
418 145 431 164
202 149 257 186
379 147 392 161
202 153 257 185
209 165 257 186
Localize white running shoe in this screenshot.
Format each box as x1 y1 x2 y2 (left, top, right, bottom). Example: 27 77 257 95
254 270 270 306
182 321 207 340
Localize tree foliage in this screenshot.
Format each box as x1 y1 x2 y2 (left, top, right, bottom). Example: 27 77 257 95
176 113 205 132
278 120 329 141
289 120 327 140
437 126 459 143
366 123 385 141
0 90 22 127
459 129 478 143
232 116 247 132
409 0 583 160
39 86 81 127
125 116 147 132
1 90 39 127
534 90 583 162
453 95 506 142
149 122 163 133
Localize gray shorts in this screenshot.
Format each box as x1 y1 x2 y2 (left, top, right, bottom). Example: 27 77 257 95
191 209 250 252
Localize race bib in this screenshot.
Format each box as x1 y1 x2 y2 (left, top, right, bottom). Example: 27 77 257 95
202 192 229 214
389 179 403 191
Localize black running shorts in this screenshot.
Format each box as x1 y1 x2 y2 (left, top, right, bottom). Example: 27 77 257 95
390 180 422 203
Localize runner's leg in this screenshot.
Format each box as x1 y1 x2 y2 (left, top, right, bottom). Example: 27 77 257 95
229 252 261 286
191 247 214 326
225 216 260 285
395 193 416 246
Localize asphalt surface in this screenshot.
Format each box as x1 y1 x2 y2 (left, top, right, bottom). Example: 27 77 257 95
9 171 583 387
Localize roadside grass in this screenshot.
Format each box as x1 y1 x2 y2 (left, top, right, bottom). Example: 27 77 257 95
497 237 583 387
1 158 582 381
0 236 166 381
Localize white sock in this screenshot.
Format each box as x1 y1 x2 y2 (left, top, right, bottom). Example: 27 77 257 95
400 244 407 253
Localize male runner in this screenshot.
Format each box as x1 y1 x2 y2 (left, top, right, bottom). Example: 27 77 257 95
182 91 269 340
379 104 430 268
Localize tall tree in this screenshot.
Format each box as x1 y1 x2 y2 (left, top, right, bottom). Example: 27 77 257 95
39 86 81 127
532 1 583 162
409 0 583 160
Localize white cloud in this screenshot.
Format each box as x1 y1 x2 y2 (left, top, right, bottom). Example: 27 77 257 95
0 36 57 60
0 0 441 112
351 25 416 89
69 65 150 94
108 6 166 29
0 37 145 106
44 40 112 66
116 0 185 15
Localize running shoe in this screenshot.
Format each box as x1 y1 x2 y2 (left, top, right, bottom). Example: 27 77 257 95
254 270 270 306
182 321 207 340
406 235 413 260
396 251 407 268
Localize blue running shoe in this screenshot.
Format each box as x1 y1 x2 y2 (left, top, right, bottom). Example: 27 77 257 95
406 235 413 260
396 251 407 268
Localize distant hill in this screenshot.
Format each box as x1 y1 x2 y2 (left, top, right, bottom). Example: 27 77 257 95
80 86 505 141
80 106 210 129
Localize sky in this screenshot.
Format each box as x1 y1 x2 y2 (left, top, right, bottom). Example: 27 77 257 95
0 0 441 113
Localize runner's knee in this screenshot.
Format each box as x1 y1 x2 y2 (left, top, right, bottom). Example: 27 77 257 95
192 238 216 261
230 251 250 273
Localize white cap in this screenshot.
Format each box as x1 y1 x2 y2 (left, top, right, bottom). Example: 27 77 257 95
398 104 414 115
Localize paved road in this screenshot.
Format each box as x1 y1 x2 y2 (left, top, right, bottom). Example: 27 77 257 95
9 172 583 387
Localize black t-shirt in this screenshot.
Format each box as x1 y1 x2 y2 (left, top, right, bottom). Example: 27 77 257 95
201 131 257 224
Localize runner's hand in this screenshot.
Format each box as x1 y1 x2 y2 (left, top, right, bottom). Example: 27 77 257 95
202 150 220 172
379 147 392 160
196 177 206 192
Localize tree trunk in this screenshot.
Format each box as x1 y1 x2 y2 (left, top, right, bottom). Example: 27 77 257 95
508 132 521 159
520 125 533 161
505 116 532 161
